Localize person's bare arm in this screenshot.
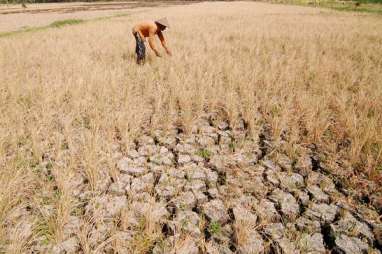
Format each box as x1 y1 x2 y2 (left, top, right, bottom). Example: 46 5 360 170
148 29 161 57
157 30 172 56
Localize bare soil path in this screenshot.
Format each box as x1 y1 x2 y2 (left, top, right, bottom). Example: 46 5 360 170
0 1 193 33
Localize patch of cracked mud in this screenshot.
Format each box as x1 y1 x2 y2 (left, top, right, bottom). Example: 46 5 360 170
7 113 382 253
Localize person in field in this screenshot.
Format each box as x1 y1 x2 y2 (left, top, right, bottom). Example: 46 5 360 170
132 17 172 64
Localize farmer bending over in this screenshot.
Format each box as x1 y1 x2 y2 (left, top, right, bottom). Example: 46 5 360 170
132 17 172 64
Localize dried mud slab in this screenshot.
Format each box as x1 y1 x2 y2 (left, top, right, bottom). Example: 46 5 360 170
5 112 381 253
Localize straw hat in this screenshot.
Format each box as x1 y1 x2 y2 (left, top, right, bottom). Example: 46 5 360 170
156 17 170 28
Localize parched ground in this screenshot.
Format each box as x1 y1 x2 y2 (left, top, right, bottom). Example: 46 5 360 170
4 112 382 253
0 1 382 253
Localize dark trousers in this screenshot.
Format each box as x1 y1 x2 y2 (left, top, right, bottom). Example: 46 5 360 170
134 32 146 64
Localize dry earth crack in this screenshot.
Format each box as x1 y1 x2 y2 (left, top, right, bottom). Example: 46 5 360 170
9 113 381 254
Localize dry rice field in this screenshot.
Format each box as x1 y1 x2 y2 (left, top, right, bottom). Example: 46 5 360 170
0 1 382 253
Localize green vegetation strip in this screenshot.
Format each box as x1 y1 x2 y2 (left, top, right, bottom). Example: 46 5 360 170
49 18 83 27
267 0 382 14
0 13 130 38
0 18 84 38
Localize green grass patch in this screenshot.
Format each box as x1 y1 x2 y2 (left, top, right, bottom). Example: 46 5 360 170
358 0 382 3
0 19 84 38
0 26 45 38
208 221 221 235
229 142 236 152
196 149 211 159
323 2 382 14
49 19 84 28
266 0 382 14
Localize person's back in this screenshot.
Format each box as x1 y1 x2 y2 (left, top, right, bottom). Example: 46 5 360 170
132 21 157 38
132 18 172 64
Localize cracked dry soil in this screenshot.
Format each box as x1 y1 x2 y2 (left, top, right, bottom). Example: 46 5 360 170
11 112 382 253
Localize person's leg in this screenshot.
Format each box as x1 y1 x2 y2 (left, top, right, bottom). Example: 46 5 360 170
135 33 146 65
134 32 141 64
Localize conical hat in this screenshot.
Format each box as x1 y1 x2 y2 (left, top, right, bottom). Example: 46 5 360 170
156 17 170 28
